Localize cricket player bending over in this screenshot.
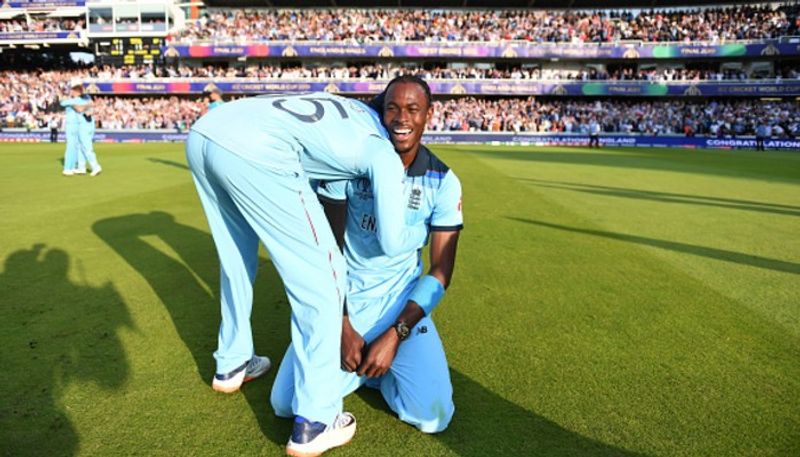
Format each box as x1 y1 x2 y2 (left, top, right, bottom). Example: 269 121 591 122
271 76 463 436
186 92 427 456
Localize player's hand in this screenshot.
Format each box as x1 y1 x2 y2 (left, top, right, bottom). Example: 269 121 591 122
341 316 365 372
357 328 399 378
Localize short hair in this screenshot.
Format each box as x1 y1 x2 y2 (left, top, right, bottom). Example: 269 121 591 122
204 87 223 97
368 74 432 113
71 84 84 93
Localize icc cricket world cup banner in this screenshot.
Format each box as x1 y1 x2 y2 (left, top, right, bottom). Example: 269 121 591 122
161 40 800 60
82 80 800 97
0 31 83 43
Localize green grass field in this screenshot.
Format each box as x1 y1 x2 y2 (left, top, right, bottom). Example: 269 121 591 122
1 142 798 457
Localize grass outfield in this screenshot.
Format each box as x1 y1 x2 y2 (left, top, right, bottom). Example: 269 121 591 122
1 142 798 457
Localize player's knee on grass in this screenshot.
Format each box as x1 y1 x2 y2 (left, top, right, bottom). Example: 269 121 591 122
382 372 454 434
401 395 454 434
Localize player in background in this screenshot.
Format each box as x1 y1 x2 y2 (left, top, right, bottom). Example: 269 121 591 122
47 115 58 143
588 117 601 148
59 84 88 176
271 76 463 435
756 121 770 151
204 87 225 110
186 92 427 457
75 93 102 176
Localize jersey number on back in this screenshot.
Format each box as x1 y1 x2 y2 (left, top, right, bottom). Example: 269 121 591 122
272 97 350 123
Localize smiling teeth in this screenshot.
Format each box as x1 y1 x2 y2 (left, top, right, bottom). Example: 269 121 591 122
394 128 412 134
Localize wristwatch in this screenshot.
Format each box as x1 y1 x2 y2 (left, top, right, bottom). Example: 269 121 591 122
394 321 411 341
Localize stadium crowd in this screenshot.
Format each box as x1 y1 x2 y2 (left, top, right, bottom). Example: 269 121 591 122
0 17 84 33
24 64 782 82
3 76 799 138
173 4 799 44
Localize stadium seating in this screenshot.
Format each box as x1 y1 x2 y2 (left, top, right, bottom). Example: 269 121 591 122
2 1 800 144
172 6 798 43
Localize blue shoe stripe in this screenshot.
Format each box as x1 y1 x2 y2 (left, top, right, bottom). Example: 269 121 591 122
214 360 249 381
292 416 327 444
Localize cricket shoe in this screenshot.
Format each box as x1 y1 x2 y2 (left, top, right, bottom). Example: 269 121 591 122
74 169 87 175
211 355 271 393
90 166 102 177
286 413 356 457
62 170 74 176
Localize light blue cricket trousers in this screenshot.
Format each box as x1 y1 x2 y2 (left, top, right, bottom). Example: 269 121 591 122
76 122 100 172
270 282 455 433
62 124 79 172
185 130 345 425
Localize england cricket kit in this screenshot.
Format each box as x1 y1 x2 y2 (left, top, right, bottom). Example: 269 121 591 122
59 96 86 173
271 145 463 433
186 92 427 426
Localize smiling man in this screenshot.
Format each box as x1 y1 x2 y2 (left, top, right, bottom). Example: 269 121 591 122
271 75 463 437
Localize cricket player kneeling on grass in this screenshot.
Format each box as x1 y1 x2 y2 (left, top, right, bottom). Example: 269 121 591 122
271 76 463 435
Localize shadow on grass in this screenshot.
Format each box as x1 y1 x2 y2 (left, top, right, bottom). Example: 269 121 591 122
92 212 292 446
148 157 189 170
508 217 800 275
356 370 647 456
518 178 800 217
0 244 133 457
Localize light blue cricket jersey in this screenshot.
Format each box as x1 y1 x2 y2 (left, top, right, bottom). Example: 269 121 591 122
60 96 88 126
319 145 463 307
79 95 94 132
209 100 224 110
191 92 425 257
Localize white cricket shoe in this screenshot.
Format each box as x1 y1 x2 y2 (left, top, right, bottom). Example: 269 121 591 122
211 355 271 393
62 170 74 176
286 413 357 457
90 167 102 177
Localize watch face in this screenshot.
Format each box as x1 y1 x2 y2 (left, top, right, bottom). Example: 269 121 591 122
396 322 410 340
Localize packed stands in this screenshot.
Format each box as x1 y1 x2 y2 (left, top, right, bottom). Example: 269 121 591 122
3 1 800 149
66 64 767 82
172 5 799 44
0 17 84 33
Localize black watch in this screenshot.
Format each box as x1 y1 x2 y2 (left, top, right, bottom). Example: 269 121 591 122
394 321 411 341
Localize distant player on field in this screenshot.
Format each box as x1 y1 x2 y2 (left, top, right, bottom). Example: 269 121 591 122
588 117 601 148
271 75 463 435
75 92 102 176
186 92 427 456
59 84 88 176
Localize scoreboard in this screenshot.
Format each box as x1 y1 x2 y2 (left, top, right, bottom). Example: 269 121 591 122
94 37 163 65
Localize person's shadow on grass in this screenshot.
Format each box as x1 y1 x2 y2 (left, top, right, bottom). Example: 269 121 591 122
0 244 133 457
92 211 292 446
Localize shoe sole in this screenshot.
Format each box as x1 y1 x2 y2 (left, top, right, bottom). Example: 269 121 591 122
285 436 353 457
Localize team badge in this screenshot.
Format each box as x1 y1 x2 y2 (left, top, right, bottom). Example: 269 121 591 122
408 187 422 210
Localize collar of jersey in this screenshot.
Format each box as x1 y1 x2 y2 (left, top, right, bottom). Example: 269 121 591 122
405 144 432 177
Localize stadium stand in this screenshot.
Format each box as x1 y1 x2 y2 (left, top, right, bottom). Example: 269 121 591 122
1 0 800 149
172 6 799 43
